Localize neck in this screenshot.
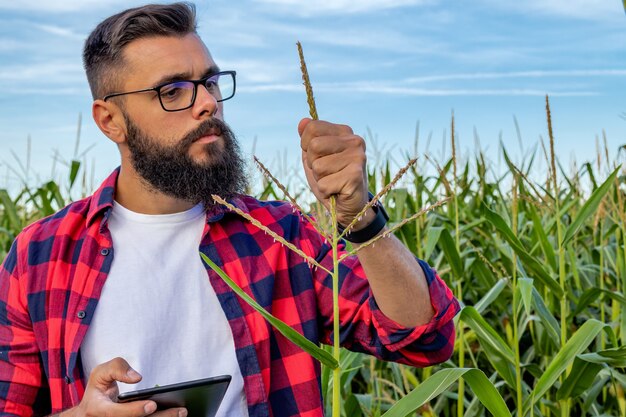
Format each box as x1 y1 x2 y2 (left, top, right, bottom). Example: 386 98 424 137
115 161 198 215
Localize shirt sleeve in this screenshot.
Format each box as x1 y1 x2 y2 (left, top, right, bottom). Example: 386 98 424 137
0 239 49 417
305 224 460 368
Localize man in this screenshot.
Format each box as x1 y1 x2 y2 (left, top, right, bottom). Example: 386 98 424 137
0 3 459 417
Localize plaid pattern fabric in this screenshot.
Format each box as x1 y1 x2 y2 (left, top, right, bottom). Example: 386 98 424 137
0 169 459 417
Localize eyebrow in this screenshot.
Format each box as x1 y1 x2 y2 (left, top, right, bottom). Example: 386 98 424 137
152 65 221 87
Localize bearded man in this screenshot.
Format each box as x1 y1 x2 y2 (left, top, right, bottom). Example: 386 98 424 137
0 3 459 417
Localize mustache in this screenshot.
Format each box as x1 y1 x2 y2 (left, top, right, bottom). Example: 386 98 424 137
180 118 231 148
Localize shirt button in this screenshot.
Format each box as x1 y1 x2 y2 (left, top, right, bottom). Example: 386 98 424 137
64 375 71 384
100 248 110 256
77 311 86 319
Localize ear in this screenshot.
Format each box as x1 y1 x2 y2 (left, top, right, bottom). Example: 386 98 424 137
92 99 127 145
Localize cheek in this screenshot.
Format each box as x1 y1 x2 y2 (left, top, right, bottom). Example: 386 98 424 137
140 124 175 145
134 115 182 144
215 103 225 119
126 107 174 141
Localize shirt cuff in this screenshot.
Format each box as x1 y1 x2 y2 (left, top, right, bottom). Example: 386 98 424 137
369 259 460 352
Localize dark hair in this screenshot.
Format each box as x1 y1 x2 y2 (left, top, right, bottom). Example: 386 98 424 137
83 2 197 100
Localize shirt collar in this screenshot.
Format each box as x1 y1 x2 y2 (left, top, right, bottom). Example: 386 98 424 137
86 168 250 229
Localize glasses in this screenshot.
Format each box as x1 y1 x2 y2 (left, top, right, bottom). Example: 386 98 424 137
102 70 236 112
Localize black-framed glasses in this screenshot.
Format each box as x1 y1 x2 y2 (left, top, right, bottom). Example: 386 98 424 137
102 70 236 112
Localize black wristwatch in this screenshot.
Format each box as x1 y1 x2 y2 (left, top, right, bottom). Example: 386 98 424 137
337 193 389 243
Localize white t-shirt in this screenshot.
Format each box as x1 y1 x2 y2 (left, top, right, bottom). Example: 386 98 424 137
81 202 248 417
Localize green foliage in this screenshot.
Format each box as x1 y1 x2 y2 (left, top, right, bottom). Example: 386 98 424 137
1 115 626 416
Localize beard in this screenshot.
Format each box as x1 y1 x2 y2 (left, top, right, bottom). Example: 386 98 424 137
124 115 248 208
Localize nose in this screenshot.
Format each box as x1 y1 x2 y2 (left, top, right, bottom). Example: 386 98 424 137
191 83 220 119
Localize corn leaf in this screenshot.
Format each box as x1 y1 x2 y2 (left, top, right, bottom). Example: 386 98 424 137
561 165 620 246
460 306 517 388
531 288 561 348
69 160 81 189
344 394 364 417
0 190 21 231
482 204 563 298
463 371 501 417
474 278 508 314
471 257 497 289
424 226 443 261
36 186 54 216
571 288 626 317
578 346 626 367
583 375 611 412
527 202 557 271
556 357 603 400
200 252 339 369
46 181 65 208
518 277 534 316
437 228 463 279
524 319 606 413
460 307 515 363
381 368 511 417
353 394 372 416
258 181 279 200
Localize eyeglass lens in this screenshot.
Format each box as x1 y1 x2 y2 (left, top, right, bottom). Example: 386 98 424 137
158 73 234 111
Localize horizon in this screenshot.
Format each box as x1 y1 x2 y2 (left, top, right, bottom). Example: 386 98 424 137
1 0 625 193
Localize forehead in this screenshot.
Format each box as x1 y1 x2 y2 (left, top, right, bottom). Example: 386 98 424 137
121 33 216 88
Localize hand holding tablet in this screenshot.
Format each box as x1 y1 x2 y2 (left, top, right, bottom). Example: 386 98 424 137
118 375 232 417
67 358 230 417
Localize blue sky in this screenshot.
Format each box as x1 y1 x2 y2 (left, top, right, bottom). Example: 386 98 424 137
1 0 625 192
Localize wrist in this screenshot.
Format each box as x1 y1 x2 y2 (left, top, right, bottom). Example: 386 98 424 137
49 409 70 417
338 193 389 243
57 405 79 417
345 207 375 231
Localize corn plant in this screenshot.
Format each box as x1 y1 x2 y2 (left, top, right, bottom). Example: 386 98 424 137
200 43 511 417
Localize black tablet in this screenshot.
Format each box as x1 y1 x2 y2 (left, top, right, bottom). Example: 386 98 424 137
117 375 232 417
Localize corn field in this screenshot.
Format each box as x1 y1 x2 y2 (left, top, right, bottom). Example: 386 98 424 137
1 100 626 416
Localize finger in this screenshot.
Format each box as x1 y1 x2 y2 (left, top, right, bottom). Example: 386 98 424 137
91 357 142 390
305 134 365 162
151 408 188 417
299 120 354 150
297 117 312 137
314 166 367 201
308 151 364 183
301 150 321 198
93 400 159 417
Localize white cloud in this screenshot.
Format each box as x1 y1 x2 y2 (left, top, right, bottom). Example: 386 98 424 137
217 59 293 83
0 62 84 83
260 21 444 54
528 0 620 19
239 81 595 97
6 88 87 96
0 0 145 12
31 23 85 40
481 0 622 20
301 29 439 54
252 0 436 15
0 38 33 52
342 85 595 97
239 84 302 93
405 69 626 83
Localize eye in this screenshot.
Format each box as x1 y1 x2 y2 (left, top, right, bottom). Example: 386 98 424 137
160 81 191 101
204 75 219 90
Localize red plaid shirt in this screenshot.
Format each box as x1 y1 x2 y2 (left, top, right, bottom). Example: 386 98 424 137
0 169 459 417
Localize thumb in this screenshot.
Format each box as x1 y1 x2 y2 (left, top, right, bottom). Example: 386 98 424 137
297 117 312 137
91 357 142 391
